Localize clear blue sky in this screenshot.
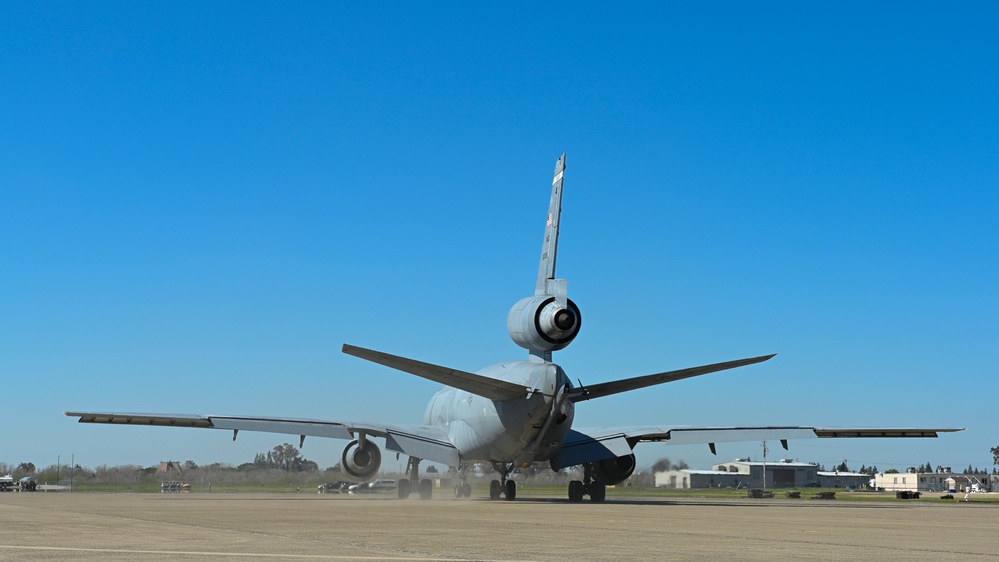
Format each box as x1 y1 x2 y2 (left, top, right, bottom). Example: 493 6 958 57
2 2 996 474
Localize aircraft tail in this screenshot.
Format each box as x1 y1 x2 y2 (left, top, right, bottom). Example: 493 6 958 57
342 344 530 401
536 153 567 300
567 354 776 402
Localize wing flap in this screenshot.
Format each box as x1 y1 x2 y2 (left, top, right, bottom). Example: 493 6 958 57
209 416 355 440
664 426 819 445
813 428 963 438
385 432 460 467
66 412 213 428
550 429 634 469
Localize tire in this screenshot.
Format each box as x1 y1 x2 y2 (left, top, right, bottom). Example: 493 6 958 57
589 483 606 503
398 479 410 499
505 480 516 501
568 480 583 502
461 483 472 497
489 480 501 500
419 479 433 500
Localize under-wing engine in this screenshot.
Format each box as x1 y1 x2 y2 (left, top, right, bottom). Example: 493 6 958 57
591 453 636 486
507 295 582 352
341 439 382 481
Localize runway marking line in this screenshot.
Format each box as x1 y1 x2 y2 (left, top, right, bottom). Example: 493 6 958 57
0 545 537 562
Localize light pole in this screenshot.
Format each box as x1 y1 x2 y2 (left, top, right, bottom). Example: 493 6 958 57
761 441 768 491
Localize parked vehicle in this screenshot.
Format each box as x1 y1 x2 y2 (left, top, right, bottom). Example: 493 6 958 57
318 481 353 493
348 479 396 493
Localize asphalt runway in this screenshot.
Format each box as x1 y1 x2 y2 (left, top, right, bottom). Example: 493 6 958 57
1 492 997 561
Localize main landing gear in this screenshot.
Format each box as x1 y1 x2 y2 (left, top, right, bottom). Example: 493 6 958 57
568 463 606 502
453 465 472 498
489 463 517 501
398 457 433 500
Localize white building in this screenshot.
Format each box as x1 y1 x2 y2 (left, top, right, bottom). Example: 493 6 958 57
874 470 991 493
816 471 869 489
654 469 740 489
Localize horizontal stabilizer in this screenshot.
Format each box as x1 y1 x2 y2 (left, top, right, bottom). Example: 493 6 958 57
342 344 529 401
568 354 775 402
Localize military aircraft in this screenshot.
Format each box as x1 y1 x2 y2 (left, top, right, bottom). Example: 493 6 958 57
67 153 961 502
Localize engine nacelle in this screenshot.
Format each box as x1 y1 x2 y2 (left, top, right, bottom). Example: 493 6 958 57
591 453 637 486
341 439 382 481
507 295 582 352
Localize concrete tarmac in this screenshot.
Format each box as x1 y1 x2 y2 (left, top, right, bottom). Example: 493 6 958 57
1 492 997 561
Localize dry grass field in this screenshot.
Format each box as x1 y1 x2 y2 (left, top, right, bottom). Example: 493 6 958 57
2 492 998 561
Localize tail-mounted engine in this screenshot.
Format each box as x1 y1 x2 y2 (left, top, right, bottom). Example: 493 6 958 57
341 439 382 481
507 295 582 352
591 453 636 486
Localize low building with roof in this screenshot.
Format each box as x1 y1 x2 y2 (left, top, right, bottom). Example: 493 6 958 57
655 458 819 489
654 469 741 489
875 469 991 493
712 458 818 488
816 471 869 489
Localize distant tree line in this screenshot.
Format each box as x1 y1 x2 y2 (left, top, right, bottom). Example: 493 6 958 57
649 458 689 472
5 445 999 486
251 443 318 472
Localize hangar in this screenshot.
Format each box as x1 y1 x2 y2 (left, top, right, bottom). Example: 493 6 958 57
655 459 818 489
816 470 869 489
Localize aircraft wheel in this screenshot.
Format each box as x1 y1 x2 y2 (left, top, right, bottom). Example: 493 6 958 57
461 483 472 497
419 478 433 500
505 480 516 501
589 483 606 503
454 485 462 498
489 480 501 500
568 480 583 502
398 479 410 499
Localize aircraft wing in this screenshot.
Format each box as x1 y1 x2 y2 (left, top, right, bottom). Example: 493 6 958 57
64 411 461 466
549 425 964 469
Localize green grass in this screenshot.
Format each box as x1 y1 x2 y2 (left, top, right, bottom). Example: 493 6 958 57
58 481 999 503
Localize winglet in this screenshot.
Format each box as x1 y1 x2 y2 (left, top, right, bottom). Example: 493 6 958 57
537 153 566 296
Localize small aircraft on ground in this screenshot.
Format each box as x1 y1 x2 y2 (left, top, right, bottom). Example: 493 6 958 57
67 153 962 501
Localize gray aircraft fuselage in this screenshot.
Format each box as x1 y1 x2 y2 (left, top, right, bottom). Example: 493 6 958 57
424 361 574 467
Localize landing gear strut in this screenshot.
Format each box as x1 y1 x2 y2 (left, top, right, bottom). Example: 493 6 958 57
398 457 433 500
453 465 472 498
489 463 516 501
568 463 605 502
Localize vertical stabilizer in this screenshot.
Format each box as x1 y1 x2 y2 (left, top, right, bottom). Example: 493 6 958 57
537 153 567 299
509 152 579 363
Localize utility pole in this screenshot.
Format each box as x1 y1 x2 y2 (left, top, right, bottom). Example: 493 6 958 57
762 441 768 491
